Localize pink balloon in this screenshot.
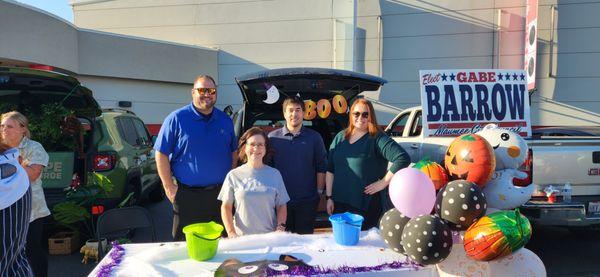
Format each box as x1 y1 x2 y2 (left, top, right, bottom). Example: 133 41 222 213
389 168 436 218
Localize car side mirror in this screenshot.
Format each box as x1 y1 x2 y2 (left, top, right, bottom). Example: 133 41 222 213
224 105 233 117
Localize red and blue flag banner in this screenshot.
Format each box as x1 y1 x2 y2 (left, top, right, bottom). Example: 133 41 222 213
419 69 531 138
525 0 538 91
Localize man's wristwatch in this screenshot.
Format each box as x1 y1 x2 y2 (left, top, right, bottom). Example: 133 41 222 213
277 223 287 228
325 195 332 200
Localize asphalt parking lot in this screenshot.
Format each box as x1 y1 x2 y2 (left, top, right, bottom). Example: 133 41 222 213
48 199 173 277
48 199 600 277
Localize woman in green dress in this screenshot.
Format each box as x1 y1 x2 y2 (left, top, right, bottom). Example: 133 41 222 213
325 98 411 229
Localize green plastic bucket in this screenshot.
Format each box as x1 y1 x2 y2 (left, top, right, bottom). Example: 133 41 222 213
183 221 224 261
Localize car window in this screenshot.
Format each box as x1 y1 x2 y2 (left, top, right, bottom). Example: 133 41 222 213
132 118 150 146
409 111 422 137
243 110 345 150
252 119 313 133
116 117 139 146
252 119 284 133
387 112 410 137
0 89 89 111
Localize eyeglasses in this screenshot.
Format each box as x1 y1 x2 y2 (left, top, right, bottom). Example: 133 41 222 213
352 112 369 119
192 87 217 96
246 142 265 148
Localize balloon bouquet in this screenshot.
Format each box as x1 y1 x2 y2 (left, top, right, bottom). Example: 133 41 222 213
380 127 546 276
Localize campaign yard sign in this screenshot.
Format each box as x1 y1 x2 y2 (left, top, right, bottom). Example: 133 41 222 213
420 69 531 137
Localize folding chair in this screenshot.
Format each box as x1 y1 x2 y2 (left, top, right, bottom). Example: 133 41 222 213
96 206 157 257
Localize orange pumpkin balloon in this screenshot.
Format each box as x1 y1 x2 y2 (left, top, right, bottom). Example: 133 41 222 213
444 134 496 188
413 160 448 191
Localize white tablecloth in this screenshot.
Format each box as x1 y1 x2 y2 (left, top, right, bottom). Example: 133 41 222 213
90 230 437 276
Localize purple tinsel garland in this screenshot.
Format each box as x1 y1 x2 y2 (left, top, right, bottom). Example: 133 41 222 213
96 241 125 277
94 242 421 276
266 257 422 276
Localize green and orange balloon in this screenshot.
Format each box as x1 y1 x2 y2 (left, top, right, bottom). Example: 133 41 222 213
463 209 532 261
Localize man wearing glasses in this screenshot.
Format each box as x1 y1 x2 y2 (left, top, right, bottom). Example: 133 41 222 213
154 75 238 241
268 97 327 234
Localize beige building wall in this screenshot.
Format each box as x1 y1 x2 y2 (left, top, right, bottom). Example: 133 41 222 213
76 76 192 125
0 0 79 72
0 0 218 126
71 0 600 126
73 0 357 116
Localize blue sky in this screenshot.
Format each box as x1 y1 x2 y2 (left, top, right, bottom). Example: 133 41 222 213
15 0 73 22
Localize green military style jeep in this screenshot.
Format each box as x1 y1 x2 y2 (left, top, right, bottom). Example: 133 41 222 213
0 66 161 212
93 108 161 206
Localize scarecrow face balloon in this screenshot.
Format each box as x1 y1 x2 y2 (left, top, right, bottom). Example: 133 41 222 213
444 134 496 187
476 124 528 170
379 208 411 254
413 160 449 191
401 215 453 265
463 209 532 261
435 180 487 230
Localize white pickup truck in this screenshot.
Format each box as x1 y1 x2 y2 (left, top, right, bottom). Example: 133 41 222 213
384 106 600 228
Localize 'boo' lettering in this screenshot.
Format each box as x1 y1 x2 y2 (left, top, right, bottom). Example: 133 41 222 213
304 95 348 120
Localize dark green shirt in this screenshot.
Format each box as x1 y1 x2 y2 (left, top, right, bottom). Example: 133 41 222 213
327 130 411 211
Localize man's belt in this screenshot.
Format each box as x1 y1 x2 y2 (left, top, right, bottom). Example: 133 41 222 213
177 181 222 191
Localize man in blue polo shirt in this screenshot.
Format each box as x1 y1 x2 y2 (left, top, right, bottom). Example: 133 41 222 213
268 97 327 234
154 75 237 241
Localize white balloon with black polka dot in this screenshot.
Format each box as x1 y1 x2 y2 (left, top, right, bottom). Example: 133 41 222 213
379 208 411 254
400 214 453 265
435 180 487 230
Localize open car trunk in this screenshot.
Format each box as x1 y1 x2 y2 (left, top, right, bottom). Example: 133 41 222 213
0 67 102 206
234 67 387 148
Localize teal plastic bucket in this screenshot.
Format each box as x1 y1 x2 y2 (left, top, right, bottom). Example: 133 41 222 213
329 212 364 246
